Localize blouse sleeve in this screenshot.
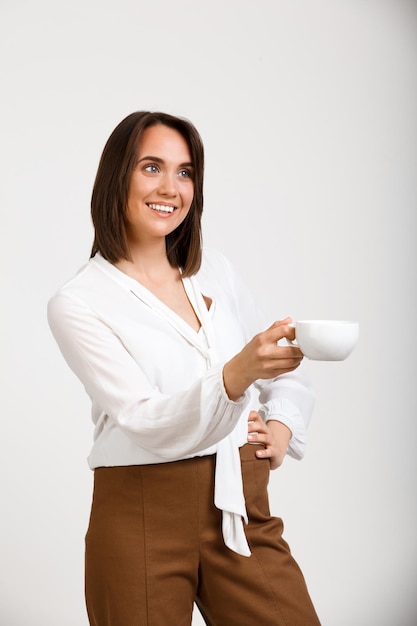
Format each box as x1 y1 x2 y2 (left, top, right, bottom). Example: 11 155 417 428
254 373 315 460
47 292 249 460
218 251 315 460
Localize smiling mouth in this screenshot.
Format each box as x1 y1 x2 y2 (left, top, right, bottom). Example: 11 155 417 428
147 203 177 214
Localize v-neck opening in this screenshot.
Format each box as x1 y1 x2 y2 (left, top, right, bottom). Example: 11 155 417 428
181 276 214 337
92 254 214 340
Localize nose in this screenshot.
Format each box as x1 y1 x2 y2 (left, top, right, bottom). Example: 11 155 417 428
158 171 178 197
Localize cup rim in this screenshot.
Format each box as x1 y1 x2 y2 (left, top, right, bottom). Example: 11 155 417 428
296 320 358 325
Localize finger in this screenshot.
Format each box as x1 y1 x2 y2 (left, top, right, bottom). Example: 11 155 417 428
258 339 303 362
255 445 273 460
271 345 303 360
247 412 266 432
247 410 262 421
262 355 303 376
271 317 292 327
248 426 269 443
257 447 282 469
247 416 265 429
247 430 271 445
247 410 260 423
265 319 296 343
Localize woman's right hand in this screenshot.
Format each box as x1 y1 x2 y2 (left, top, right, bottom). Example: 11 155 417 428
222 318 303 401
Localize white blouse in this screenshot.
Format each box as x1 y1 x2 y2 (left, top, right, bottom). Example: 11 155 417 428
47 247 315 556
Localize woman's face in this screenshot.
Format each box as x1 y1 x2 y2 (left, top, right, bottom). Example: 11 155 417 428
125 124 195 247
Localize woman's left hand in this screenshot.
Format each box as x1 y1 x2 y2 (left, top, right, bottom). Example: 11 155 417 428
247 410 292 470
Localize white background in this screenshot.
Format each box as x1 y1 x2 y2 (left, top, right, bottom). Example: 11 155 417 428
1 1 416 624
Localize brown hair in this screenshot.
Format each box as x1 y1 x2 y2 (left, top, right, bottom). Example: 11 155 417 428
90 111 204 276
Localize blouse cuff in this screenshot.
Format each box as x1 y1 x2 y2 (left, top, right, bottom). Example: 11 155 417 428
258 398 307 460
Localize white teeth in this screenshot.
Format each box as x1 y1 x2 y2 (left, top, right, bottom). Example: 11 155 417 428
148 203 175 213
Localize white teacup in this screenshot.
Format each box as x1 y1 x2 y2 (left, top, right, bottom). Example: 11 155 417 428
289 320 359 361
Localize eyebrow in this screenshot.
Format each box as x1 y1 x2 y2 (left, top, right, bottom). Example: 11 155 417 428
137 155 194 168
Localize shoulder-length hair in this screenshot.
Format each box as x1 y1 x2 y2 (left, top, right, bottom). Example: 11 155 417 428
90 111 204 276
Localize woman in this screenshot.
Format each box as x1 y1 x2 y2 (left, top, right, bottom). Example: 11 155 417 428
48 111 321 625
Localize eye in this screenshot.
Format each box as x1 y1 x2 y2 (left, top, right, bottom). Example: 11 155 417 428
143 164 159 174
178 168 193 179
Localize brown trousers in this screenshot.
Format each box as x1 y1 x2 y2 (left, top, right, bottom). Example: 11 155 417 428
85 444 321 626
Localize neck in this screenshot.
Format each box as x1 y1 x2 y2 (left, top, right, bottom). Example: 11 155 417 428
116 240 178 285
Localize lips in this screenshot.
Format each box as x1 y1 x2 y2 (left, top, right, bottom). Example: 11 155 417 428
147 203 176 214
